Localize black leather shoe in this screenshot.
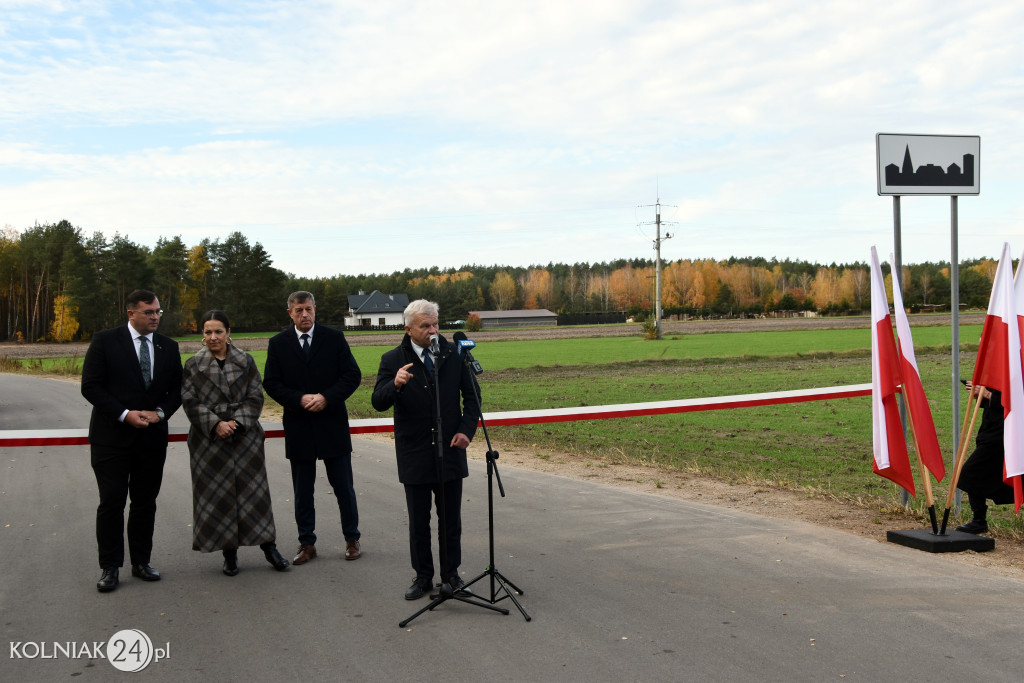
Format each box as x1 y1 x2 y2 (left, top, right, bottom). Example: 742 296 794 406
264 547 290 572
222 550 239 576
131 563 161 581
956 519 989 534
450 576 472 596
431 575 473 599
97 567 119 592
405 577 433 600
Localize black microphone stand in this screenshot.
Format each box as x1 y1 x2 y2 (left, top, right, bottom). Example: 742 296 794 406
399 339 508 628
456 340 530 621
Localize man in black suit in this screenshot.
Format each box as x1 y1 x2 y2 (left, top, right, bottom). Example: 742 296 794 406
81 289 182 593
371 299 479 599
263 291 363 566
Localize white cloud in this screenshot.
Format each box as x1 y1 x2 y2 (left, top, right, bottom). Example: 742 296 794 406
2 0 1024 275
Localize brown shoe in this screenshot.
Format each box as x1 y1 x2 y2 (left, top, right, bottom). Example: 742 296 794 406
345 540 361 561
293 544 317 565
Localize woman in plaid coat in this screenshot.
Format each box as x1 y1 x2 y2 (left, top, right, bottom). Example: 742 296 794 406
181 310 290 576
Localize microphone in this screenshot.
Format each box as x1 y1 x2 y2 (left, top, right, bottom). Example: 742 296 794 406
428 333 440 356
452 331 483 375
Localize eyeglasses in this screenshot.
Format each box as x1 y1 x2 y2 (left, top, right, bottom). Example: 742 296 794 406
136 309 164 318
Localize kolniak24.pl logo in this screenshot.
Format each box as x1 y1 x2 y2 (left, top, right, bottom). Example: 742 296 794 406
10 629 169 672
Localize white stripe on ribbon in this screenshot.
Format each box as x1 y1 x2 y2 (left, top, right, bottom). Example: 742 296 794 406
0 384 872 447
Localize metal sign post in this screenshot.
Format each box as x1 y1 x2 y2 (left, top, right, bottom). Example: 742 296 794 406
876 133 981 549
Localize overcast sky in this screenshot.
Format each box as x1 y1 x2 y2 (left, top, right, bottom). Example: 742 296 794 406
2 1 1022 277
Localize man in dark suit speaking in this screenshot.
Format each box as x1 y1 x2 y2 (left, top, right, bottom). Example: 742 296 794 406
371 299 479 599
81 289 183 593
264 291 363 566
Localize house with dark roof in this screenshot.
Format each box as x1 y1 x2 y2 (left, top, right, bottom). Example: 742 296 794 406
469 309 557 329
345 290 410 328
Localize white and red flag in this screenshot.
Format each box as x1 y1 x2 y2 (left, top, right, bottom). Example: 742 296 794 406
974 243 1024 511
869 247 915 495
1000 248 1024 510
889 252 945 482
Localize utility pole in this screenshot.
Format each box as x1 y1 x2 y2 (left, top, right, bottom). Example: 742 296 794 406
639 196 674 339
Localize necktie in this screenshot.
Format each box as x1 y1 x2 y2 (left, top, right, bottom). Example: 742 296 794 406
139 336 152 389
423 351 434 374
300 333 310 357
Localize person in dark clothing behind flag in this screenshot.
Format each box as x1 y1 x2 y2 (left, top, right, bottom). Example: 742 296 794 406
956 383 1015 534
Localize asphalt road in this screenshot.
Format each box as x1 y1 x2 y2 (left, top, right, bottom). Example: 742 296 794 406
2 373 1022 681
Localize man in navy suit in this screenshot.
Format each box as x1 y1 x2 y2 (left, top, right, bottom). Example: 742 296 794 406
81 289 182 593
263 291 363 566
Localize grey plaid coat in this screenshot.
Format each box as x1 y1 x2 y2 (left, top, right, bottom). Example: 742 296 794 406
182 345 276 552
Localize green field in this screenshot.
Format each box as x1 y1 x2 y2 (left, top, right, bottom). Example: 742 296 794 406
6 323 1016 531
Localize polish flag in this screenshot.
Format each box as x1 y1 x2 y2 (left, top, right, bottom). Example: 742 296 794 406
869 247 915 495
889 253 945 481
1002 249 1024 510
973 243 1024 511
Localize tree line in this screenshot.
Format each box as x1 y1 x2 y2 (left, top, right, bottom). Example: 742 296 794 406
0 220 1003 341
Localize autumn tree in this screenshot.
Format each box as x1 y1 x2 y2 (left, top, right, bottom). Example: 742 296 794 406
608 264 652 311
588 270 611 311
699 260 722 309
662 260 706 309
561 264 587 312
183 245 212 330
839 266 868 310
50 294 80 341
970 259 997 282
810 266 842 310
519 268 553 309
490 271 518 310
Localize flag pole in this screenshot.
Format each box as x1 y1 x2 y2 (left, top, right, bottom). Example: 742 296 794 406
904 408 937 533
940 386 983 533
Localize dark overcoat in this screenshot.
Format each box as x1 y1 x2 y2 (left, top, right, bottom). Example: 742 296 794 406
181 344 276 552
263 324 362 461
371 334 479 485
81 325 182 461
960 389 1015 504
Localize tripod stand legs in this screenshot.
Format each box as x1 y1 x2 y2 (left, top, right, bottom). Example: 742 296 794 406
399 580 510 628
463 567 531 622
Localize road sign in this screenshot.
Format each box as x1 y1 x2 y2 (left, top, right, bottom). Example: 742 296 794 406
876 133 980 196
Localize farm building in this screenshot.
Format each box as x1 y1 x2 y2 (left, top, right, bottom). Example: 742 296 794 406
470 309 557 329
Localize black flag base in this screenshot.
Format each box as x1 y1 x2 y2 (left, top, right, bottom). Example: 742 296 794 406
886 528 995 553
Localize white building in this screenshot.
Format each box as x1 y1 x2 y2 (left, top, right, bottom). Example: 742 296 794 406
345 290 409 328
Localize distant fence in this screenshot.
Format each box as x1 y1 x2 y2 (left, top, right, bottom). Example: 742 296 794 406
557 313 627 326
0 384 872 447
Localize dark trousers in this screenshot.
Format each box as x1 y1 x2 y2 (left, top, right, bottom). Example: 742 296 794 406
289 455 360 546
91 447 166 569
404 478 463 581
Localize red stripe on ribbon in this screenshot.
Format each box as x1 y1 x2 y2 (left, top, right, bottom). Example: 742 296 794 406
0 384 871 447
